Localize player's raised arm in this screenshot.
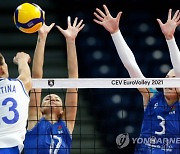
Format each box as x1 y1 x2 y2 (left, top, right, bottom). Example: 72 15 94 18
93 5 153 107
157 9 180 77
94 4 144 78
14 52 32 92
27 23 55 130
56 17 84 134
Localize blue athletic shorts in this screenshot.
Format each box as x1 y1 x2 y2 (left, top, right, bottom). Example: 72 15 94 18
0 146 19 154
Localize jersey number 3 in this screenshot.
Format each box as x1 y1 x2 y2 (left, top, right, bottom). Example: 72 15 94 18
2 97 19 124
155 115 165 135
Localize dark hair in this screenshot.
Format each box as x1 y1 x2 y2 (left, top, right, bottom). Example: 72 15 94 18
0 53 4 65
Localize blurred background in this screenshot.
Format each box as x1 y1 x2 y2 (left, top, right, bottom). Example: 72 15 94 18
1 0 180 154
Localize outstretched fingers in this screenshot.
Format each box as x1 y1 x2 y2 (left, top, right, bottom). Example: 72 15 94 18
156 18 163 27
116 12 123 23
49 23 55 30
172 10 180 21
93 12 104 21
174 10 180 22
56 25 64 33
72 17 85 31
177 15 180 25
95 8 106 18
73 17 78 27
168 9 172 20
67 16 71 27
103 4 111 16
76 19 83 28
93 6 106 25
93 19 103 25
78 23 85 31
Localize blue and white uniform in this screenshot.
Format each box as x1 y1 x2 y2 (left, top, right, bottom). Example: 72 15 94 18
135 91 180 154
24 117 72 154
0 78 30 153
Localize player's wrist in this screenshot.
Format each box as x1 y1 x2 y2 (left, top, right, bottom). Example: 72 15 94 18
110 28 120 34
38 32 48 39
166 36 175 41
66 38 76 43
165 34 174 40
111 29 121 37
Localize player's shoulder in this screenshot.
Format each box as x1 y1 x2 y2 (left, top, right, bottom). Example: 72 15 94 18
0 78 17 82
27 117 46 133
150 90 163 100
7 78 18 81
145 91 163 109
1 78 23 85
0 78 23 87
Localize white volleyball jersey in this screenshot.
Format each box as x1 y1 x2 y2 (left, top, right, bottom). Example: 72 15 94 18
0 78 30 149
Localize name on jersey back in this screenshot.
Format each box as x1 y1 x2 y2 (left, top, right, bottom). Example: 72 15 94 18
0 84 16 94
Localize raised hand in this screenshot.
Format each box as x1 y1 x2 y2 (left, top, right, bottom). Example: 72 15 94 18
56 16 85 41
38 23 55 37
93 4 122 34
13 52 31 65
157 9 180 40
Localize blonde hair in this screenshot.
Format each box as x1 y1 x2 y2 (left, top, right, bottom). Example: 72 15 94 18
0 53 4 65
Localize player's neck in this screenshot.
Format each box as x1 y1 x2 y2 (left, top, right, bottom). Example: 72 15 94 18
44 114 59 124
165 96 178 106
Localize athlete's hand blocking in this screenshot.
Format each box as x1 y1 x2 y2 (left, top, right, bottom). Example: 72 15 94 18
13 52 32 92
38 23 55 38
56 16 84 134
93 4 122 34
157 9 180 77
32 22 55 79
157 9 180 40
56 16 85 41
13 52 31 65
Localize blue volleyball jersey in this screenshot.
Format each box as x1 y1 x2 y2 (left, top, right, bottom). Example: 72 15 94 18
24 117 72 154
135 91 180 154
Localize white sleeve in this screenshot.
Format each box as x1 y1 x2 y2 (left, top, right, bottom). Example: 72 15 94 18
111 30 145 78
166 38 180 77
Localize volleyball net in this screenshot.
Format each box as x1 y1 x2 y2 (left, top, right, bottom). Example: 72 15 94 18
27 78 180 154
32 78 180 89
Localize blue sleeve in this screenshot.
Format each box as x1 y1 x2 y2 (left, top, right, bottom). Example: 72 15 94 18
149 88 158 95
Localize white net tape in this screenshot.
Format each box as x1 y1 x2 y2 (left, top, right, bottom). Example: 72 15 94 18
32 78 180 89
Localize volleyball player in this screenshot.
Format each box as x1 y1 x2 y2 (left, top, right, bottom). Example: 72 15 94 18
94 5 180 153
0 52 32 154
24 17 84 154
